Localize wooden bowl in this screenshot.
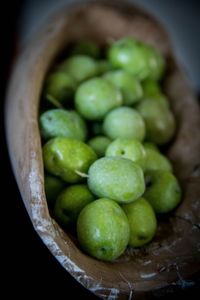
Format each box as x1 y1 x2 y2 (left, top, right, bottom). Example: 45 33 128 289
5 1 200 298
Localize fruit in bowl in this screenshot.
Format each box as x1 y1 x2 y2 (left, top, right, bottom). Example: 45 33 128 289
5 1 200 299
39 36 182 263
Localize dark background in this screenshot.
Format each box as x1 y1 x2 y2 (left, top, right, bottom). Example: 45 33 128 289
2 1 200 299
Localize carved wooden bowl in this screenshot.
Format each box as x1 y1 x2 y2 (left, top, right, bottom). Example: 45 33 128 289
5 1 200 299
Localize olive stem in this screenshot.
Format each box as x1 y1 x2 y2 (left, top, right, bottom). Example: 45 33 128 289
46 94 64 108
75 170 89 178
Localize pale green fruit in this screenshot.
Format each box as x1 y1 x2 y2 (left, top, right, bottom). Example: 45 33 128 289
106 138 146 170
143 142 159 152
142 79 169 108
122 197 157 247
108 37 150 80
142 79 161 96
54 184 95 225
44 72 76 106
75 77 122 120
108 37 165 80
142 95 169 109
149 93 169 108
88 136 111 157
137 98 175 145
58 55 98 83
144 171 182 213
103 70 143 105
77 198 130 261
44 174 65 206
103 107 146 141
141 44 165 81
43 137 97 183
40 109 87 141
88 157 145 203
144 147 172 173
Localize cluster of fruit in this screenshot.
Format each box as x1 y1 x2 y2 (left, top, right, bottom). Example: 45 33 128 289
40 37 182 261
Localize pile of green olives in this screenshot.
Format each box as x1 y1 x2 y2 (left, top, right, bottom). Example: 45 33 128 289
40 37 182 262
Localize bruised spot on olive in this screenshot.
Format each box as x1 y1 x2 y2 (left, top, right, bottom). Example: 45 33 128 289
100 247 108 253
138 234 147 241
47 116 52 121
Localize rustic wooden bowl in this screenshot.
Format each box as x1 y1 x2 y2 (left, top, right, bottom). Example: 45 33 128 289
5 1 200 299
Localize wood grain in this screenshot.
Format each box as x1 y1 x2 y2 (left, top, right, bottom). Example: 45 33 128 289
5 1 200 299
